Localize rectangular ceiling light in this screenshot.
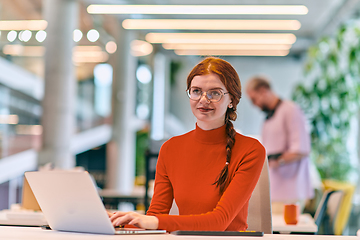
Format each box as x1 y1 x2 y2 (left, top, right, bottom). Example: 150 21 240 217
88 5 308 15
0 114 19 124
146 33 296 45
3 44 108 62
73 51 108 63
0 20 47 30
162 43 292 50
73 46 103 52
3 45 44 57
122 19 301 30
174 49 290 56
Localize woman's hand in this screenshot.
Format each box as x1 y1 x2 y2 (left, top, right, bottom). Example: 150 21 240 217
107 211 114 218
109 211 159 230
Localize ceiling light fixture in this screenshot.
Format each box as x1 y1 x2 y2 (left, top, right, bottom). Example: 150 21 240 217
146 33 297 45
20 30 32 42
174 49 290 56
0 20 47 30
162 43 292 50
35 30 47 42
73 29 83 42
16 125 43 135
3 45 108 62
7 31 17 42
72 53 109 63
74 46 102 52
88 5 308 15
0 115 19 124
130 40 153 57
87 29 100 42
3 45 44 57
123 19 301 30
105 41 117 54
73 46 108 63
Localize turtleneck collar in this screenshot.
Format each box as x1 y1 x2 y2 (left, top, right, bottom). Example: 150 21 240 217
194 123 227 144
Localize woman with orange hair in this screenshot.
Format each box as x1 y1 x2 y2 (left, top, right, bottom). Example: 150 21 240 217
110 57 265 232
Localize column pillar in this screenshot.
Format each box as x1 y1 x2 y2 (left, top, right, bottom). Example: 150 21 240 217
106 27 137 194
38 0 78 169
150 53 169 140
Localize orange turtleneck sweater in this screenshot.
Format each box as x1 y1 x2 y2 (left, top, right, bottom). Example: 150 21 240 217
146 124 265 232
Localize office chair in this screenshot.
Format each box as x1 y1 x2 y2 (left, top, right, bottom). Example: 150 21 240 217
144 139 167 212
314 190 343 235
323 180 355 235
247 157 272 234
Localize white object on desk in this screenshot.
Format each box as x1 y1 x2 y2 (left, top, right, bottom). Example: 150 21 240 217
272 213 318 234
0 210 47 226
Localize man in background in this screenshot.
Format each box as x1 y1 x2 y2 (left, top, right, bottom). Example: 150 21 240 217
246 75 314 213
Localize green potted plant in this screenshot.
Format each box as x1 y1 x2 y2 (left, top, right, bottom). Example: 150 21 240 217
292 20 360 181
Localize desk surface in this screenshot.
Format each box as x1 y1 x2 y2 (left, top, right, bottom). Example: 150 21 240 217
0 226 357 240
0 210 47 227
272 214 318 234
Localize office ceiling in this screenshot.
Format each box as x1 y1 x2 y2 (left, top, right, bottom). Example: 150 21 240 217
2 0 360 57
84 0 360 54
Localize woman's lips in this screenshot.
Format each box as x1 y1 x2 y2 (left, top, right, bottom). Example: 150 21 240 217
197 107 214 112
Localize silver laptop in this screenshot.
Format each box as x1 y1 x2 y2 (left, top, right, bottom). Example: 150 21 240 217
24 171 166 235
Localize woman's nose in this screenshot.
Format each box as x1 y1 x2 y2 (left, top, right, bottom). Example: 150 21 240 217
199 92 210 103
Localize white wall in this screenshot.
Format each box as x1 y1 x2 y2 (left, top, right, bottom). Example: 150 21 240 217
169 55 305 137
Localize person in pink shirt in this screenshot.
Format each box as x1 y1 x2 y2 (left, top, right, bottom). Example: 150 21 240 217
246 76 314 212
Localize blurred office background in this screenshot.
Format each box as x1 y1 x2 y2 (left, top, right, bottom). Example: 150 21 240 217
0 0 360 235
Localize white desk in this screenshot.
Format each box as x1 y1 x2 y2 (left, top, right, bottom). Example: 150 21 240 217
272 214 318 234
0 226 358 240
0 210 47 227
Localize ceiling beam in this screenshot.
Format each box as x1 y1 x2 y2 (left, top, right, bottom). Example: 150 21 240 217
316 0 360 38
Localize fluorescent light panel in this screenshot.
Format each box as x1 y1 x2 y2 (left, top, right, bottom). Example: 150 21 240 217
3 45 44 56
16 125 43 135
0 20 47 30
88 5 308 15
74 46 102 52
131 40 153 56
3 44 108 62
163 43 292 50
174 49 290 56
146 33 296 44
123 19 301 30
0 114 19 124
73 52 108 63
73 46 108 63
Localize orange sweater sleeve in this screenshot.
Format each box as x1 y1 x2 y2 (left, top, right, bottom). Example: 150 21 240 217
147 139 265 232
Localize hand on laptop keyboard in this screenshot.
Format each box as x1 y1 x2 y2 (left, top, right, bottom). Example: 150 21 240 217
109 211 159 230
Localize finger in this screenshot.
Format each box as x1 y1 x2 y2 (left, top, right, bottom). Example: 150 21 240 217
128 217 140 227
113 214 135 227
107 211 114 218
129 218 143 229
110 211 127 221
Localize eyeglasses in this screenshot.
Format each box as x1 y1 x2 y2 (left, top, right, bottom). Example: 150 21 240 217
187 87 229 103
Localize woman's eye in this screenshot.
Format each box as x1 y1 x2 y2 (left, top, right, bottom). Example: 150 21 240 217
210 90 221 96
192 89 201 94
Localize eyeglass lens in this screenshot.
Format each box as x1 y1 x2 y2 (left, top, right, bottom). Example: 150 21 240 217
188 88 223 102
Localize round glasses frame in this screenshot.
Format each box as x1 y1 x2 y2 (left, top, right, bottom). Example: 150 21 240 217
186 88 229 103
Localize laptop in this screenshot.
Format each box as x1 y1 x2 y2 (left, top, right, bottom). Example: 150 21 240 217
22 176 41 211
24 171 166 235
